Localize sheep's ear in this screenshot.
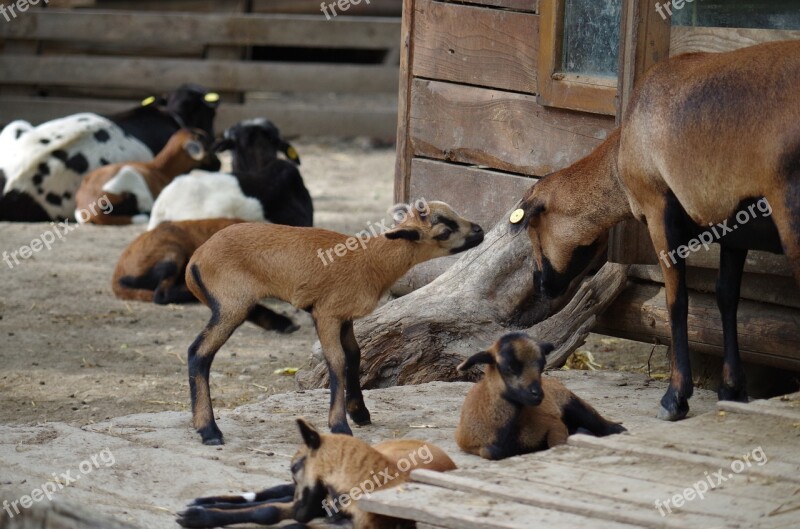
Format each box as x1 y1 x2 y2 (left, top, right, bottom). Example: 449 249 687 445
384 228 421 241
457 351 495 372
203 92 221 107
509 200 545 235
539 342 555 357
141 95 166 107
296 418 322 450
183 139 206 161
388 203 412 224
279 140 301 165
211 137 234 153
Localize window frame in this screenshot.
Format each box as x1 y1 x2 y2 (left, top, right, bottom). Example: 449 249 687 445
537 0 619 116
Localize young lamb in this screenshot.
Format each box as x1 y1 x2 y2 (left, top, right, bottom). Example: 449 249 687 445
177 418 456 529
185 200 484 444
112 218 296 330
146 170 266 230
456 332 626 460
0 84 219 222
75 129 218 225
147 119 311 229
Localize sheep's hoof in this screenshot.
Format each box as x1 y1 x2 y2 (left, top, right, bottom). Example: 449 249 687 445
330 422 353 436
718 382 748 403
176 507 215 528
657 389 689 421
279 323 300 334
198 424 225 445
348 405 372 426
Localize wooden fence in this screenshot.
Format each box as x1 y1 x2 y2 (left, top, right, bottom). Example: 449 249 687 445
0 2 402 136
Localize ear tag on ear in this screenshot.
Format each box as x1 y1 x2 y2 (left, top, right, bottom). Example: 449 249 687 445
287 146 299 161
510 209 525 224
141 96 156 107
204 92 220 103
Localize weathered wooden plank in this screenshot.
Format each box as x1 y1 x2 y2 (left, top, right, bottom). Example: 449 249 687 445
0 96 398 138
251 0 402 16
595 282 800 371
568 434 800 484
411 468 717 529
450 0 538 12
628 265 800 309
452 457 787 521
0 10 401 49
395 0 417 202
409 79 614 176
359 483 634 529
409 158 535 229
670 26 800 56
413 0 538 94
0 56 399 94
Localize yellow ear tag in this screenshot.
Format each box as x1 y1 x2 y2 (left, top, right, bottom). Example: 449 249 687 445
141 96 156 106
286 146 298 161
204 92 220 103
510 208 525 224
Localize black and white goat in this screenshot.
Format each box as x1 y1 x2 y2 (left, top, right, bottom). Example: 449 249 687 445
147 119 312 229
0 84 220 222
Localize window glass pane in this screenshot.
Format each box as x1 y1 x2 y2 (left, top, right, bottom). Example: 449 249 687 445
561 0 622 77
670 0 800 30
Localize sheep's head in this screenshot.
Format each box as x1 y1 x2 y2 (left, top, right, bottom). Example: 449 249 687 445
458 332 554 407
142 84 220 137
165 129 220 171
290 419 339 523
384 199 484 257
213 118 300 173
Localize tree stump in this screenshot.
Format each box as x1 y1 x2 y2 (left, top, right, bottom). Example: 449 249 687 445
296 209 629 390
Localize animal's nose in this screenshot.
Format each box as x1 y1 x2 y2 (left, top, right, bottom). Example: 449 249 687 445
471 223 483 234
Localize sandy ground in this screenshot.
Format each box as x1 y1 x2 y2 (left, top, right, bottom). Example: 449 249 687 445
0 139 678 527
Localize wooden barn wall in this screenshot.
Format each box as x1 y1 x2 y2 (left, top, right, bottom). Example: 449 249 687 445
0 1 403 137
396 0 614 233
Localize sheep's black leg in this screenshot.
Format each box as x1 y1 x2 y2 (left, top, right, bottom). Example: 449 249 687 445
177 501 293 528
190 483 295 507
315 314 351 435
653 194 693 421
154 283 197 304
717 245 748 402
247 305 299 334
562 396 626 436
341 320 371 426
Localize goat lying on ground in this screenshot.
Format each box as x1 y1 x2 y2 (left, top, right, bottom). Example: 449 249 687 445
148 119 311 229
75 129 218 225
185 200 484 444
456 332 625 459
112 218 293 323
0 84 219 221
512 40 800 421
177 418 456 529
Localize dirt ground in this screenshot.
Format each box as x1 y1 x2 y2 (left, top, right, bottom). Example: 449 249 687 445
0 139 665 430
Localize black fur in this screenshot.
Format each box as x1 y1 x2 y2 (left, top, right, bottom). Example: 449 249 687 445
538 240 602 299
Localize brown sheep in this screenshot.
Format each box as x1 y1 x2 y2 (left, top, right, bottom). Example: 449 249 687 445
185 200 484 444
75 128 218 225
177 418 457 529
455 332 625 460
512 40 800 421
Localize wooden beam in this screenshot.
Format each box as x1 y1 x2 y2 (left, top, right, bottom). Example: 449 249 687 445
394 0 417 202
412 0 539 94
595 282 800 371
454 0 538 12
0 96 398 137
409 78 614 176
0 9 401 49
0 56 399 94
670 26 800 56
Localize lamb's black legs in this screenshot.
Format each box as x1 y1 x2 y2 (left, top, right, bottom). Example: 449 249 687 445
341 320 371 426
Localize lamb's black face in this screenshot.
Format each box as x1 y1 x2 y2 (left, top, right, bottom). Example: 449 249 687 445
165 84 219 138
219 119 300 173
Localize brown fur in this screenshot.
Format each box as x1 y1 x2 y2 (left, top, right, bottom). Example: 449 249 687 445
112 218 245 303
75 129 213 225
455 333 624 460
515 41 800 420
177 418 456 529
184 200 484 444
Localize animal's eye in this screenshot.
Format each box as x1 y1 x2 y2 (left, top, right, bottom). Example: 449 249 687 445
291 457 306 475
433 228 452 241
